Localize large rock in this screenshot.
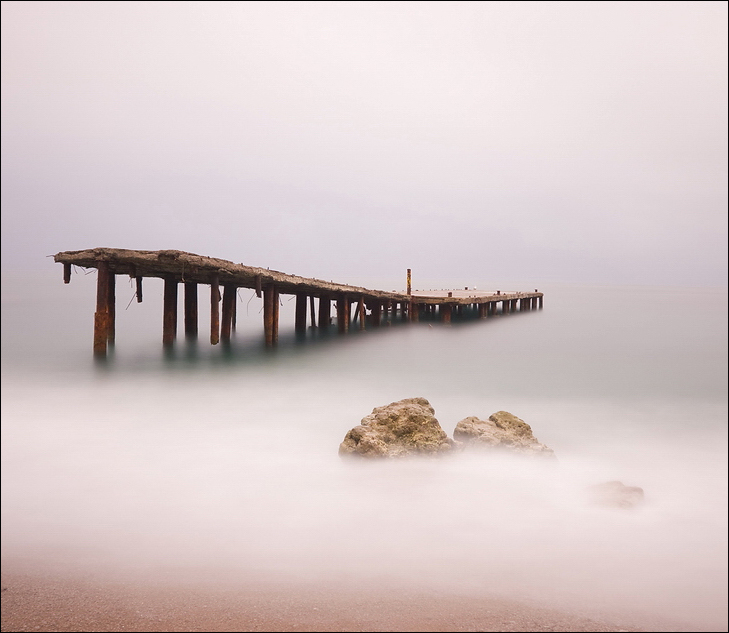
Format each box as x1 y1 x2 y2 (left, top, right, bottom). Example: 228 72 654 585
453 411 555 457
586 481 645 509
339 397 455 458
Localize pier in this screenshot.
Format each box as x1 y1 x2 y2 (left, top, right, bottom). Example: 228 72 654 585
54 248 543 357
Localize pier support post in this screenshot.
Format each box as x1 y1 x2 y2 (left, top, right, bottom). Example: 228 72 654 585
63 263 71 284
478 303 486 318
93 261 113 357
295 293 307 333
336 294 349 334
538 295 543 309
163 275 178 346
210 274 220 345
370 300 381 327
409 299 419 322
108 272 116 345
309 295 316 328
221 283 236 342
358 296 366 329
263 284 279 346
440 303 452 324
184 282 198 339
318 295 331 329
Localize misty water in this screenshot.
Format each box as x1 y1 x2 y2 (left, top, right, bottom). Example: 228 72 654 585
2 270 727 630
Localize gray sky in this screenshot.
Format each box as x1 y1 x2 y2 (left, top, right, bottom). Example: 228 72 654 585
2 0 727 287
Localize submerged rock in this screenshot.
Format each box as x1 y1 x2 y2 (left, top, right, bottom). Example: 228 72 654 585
339 397 455 458
453 411 555 457
586 481 645 509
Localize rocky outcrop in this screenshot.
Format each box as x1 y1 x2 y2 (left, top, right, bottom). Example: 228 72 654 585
339 397 455 458
586 481 645 509
453 411 555 457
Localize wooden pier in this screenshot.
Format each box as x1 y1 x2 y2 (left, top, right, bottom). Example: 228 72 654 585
54 248 543 357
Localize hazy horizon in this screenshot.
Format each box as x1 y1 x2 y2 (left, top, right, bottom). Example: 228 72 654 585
1 1 727 289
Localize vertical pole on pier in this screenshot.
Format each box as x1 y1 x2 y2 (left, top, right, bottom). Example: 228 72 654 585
162 275 178 346
337 294 349 334
184 282 198 339
538 295 543 309
478 303 486 318
93 261 111 357
512 299 518 312
441 303 452 324
370 300 381 327
318 295 330 329
135 277 143 302
407 269 411 296
63 263 71 284
410 299 419 322
358 296 366 330
210 273 220 345
107 272 116 345
295 293 307 333
309 295 316 328
263 284 279 346
231 290 237 332
502 300 509 315
221 283 236 342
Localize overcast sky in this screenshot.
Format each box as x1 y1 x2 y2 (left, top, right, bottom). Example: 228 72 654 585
2 1 727 288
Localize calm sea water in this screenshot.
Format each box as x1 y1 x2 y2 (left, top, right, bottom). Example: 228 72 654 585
2 270 727 630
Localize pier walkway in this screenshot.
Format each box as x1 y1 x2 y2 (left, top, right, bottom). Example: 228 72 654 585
54 248 543 357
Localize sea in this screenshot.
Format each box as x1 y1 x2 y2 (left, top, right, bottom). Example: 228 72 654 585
2 269 727 631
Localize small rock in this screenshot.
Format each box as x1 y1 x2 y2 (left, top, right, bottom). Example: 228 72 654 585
339 397 455 458
586 481 645 509
453 411 555 457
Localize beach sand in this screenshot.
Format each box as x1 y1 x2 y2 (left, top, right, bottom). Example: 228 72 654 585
1 562 663 633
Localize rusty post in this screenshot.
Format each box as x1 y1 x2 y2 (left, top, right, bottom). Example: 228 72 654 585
184 282 198 339
295 293 307 333
162 275 177 346
358 296 366 329
318 295 330 329
231 289 237 331
441 303 452 324
410 299 419 322
478 303 486 318
93 261 111 357
336 294 346 333
370 300 381 327
210 273 220 345
263 284 279 346
107 272 116 345
407 269 411 296
135 277 143 302
63 263 71 284
221 283 236 341
309 295 316 328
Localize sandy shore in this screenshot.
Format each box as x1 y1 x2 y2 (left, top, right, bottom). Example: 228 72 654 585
1 565 656 633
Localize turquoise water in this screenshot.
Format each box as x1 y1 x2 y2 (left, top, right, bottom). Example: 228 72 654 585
2 270 727 630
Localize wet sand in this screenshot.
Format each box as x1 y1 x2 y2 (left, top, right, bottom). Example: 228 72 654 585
1 565 655 633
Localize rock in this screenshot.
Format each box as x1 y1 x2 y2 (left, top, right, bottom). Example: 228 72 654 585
586 481 645 509
339 397 455 458
452 411 555 457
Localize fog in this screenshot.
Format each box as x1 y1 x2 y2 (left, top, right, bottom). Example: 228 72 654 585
1 1 727 286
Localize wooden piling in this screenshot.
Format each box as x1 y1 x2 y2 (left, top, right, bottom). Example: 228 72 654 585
409 299 419 322
63 263 71 284
538 295 543 309
184 282 198 339
93 261 111 357
263 284 279 346
295 293 307 333
337 294 349 334
135 277 143 303
318 295 330 329
441 303 452 323
221 283 236 341
210 273 220 345
309 295 316 328
358 296 366 329
162 275 178 346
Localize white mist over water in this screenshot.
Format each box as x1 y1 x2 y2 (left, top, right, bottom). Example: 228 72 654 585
2 271 727 631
